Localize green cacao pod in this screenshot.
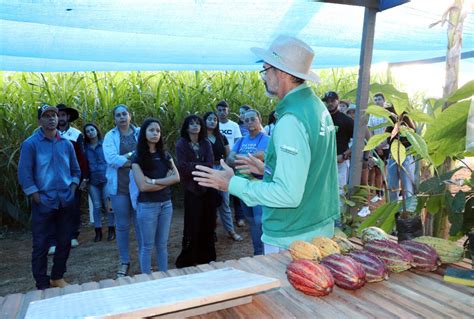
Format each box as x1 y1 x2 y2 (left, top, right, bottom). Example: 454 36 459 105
413 236 464 264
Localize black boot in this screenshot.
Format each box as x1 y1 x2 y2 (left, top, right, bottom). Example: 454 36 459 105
107 226 116 241
94 228 102 242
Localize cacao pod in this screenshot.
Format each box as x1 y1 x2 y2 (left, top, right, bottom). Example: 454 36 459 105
334 227 348 239
289 240 322 262
361 227 389 243
311 237 341 258
286 259 334 297
348 250 389 282
413 236 464 264
332 236 356 254
364 239 413 272
399 240 441 271
321 254 366 290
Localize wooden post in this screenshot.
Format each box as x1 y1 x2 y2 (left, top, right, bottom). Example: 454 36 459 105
348 7 377 220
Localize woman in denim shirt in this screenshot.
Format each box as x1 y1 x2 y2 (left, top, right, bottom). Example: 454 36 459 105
83 123 115 242
131 118 180 273
103 104 141 278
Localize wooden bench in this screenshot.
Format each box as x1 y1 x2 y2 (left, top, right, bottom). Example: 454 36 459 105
2 238 472 318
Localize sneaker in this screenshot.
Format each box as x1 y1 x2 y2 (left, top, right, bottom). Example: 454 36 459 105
357 206 371 217
237 219 246 227
50 278 69 288
48 246 56 255
71 239 79 248
116 263 130 278
228 231 243 242
370 195 381 203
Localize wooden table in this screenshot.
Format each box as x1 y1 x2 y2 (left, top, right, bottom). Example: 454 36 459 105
2 242 473 319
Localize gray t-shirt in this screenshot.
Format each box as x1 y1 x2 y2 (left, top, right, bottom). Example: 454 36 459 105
117 133 137 195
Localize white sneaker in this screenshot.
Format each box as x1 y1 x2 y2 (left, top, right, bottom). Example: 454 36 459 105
370 195 381 203
71 239 79 248
358 206 371 217
48 246 56 255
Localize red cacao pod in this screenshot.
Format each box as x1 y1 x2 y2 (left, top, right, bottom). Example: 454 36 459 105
320 254 366 290
400 240 441 271
348 250 389 282
364 239 414 273
286 259 334 297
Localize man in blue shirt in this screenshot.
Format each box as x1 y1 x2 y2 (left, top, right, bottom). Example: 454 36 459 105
18 104 81 290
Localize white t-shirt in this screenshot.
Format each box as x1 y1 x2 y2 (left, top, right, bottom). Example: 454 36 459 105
368 115 389 149
219 120 242 149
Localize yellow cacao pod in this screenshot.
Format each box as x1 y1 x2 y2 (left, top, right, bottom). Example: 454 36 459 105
311 237 341 258
289 240 322 262
332 236 356 254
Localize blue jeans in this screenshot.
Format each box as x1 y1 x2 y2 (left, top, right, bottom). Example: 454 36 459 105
387 155 415 202
31 200 74 289
217 190 236 232
231 195 245 221
137 200 173 273
213 165 235 233
89 184 114 228
110 194 141 265
241 202 263 255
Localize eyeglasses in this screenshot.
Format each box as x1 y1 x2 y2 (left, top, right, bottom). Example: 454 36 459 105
259 66 274 77
244 117 258 123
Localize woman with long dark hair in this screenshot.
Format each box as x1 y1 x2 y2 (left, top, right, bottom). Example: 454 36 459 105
203 111 242 242
132 118 180 273
83 123 115 242
175 115 217 268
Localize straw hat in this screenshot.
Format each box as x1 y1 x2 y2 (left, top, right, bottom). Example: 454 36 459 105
251 35 319 82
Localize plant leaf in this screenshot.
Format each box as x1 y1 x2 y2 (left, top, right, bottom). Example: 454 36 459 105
409 110 433 123
426 194 443 214
357 201 400 233
451 191 466 213
418 168 461 194
364 133 390 151
390 140 406 166
365 105 394 123
403 129 432 164
446 80 474 103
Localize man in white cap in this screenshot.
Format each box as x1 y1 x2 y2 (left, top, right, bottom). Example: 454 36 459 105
193 35 340 253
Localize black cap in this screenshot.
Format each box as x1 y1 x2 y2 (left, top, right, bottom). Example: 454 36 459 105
322 91 339 102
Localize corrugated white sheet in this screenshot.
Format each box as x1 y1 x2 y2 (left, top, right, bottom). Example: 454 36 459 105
0 0 473 72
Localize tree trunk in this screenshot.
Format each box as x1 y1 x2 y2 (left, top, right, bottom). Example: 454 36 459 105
430 0 469 238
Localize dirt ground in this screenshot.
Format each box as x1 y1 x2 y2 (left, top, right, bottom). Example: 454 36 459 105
0 206 253 297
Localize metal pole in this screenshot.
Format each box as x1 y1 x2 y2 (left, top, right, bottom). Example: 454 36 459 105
348 6 377 220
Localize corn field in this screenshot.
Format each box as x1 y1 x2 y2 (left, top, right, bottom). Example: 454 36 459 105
0 68 391 227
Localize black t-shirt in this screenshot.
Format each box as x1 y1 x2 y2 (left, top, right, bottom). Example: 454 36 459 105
331 111 354 155
385 107 412 148
208 135 229 161
132 152 172 203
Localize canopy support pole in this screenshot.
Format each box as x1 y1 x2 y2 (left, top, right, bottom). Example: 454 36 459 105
348 6 377 220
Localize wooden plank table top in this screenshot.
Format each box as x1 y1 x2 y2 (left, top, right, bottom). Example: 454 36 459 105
2 238 473 319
